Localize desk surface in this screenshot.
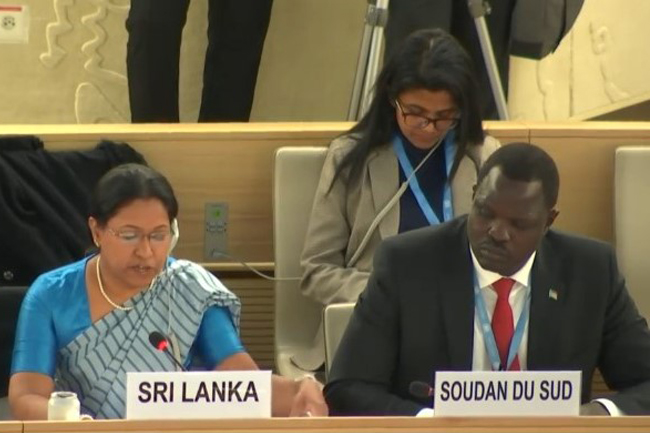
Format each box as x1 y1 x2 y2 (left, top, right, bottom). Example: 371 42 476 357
0 422 20 433
18 417 650 433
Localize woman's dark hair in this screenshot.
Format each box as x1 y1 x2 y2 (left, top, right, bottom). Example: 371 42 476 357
89 163 178 226
331 28 485 190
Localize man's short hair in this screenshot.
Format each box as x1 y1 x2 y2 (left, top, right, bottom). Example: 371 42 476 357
476 142 560 208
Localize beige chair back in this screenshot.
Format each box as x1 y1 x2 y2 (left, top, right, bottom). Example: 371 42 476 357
323 302 355 376
273 147 328 377
615 146 650 320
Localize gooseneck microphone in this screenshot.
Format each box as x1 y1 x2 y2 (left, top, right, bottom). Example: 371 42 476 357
409 380 435 398
149 331 187 372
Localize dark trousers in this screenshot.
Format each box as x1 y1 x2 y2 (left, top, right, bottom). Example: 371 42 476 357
385 0 516 120
126 0 273 122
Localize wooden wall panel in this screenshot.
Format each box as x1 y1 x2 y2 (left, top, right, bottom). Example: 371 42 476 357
528 122 650 242
1 122 528 265
30 123 351 265
219 275 275 369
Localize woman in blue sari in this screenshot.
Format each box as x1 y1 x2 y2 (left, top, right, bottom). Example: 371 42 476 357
9 163 327 419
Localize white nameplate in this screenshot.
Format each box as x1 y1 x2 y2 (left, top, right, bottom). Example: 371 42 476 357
434 371 581 416
126 370 272 420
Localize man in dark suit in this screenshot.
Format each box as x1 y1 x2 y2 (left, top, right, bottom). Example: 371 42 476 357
325 142 650 416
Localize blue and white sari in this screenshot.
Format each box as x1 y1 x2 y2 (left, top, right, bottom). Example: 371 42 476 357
54 260 241 419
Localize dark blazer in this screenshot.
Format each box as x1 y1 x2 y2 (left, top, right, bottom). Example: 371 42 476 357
325 216 650 416
0 139 145 286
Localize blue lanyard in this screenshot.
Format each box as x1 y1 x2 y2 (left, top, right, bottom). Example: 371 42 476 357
473 272 531 371
392 130 456 226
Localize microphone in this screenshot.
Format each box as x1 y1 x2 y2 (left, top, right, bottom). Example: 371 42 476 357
409 380 435 398
149 331 187 372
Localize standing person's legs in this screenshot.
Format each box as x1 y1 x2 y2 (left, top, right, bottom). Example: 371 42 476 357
384 0 452 62
126 0 190 123
450 0 516 120
198 0 273 122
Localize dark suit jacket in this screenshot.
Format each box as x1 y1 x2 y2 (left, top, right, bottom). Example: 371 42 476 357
325 216 650 415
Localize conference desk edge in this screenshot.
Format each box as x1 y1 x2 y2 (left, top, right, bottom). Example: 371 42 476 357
12 416 650 433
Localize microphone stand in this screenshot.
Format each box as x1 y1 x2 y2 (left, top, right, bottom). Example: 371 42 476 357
467 0 509 120
347 0 389 121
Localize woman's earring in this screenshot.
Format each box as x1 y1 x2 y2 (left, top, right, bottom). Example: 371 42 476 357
94 239 100 248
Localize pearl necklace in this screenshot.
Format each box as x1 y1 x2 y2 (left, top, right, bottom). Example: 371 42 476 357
96 256 134 311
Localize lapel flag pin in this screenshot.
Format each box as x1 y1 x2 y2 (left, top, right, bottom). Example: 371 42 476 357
548 289 558 301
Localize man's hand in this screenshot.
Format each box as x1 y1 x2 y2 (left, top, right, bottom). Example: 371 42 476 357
288 376 329 417
580 401 610 416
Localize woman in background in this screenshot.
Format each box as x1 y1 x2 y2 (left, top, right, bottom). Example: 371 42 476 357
297 29 500 370
10 163 327 419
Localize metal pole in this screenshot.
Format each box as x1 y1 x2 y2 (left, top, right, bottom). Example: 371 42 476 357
347 0 389 120
347 3 375 120
467 0 509 120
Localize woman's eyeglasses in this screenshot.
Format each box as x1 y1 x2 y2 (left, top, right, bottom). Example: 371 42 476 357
395 100 459 131
106 228 171 245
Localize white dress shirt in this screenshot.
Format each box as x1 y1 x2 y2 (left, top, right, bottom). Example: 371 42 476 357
471 248 534 371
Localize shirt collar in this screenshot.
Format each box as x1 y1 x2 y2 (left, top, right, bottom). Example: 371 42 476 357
470 246 536 289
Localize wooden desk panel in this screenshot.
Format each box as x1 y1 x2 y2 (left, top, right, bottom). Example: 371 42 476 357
35 122 352 264
0 422 20 433
0 122 528 264
20 416 650 433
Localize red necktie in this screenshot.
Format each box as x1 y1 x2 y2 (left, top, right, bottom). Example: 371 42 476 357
491 277 520 371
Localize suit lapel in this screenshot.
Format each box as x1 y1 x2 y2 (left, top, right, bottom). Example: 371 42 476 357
439 218 475 369
368 146 399 239
527 236 563 370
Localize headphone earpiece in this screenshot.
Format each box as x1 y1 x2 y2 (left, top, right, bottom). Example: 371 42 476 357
169 219 179 255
